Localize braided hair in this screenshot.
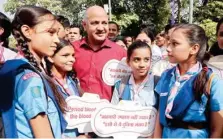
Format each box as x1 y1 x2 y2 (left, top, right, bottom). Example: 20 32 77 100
12 5 66 113
173 24 209 102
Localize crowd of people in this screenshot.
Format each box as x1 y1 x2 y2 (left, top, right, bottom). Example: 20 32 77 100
0 4 223 138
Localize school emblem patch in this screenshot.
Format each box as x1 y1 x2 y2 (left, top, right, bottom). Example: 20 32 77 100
31 86 42 98
23 72 39 80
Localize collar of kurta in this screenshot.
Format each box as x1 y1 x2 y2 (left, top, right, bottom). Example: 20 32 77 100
79 37 112 51
128 72 151 87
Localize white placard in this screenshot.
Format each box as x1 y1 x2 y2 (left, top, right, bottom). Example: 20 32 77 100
102 58 131 86
91 101 157 139
64 93 109 133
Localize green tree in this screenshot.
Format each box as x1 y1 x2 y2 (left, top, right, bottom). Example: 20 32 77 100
194 0 223 22
4 0 71 20
199 19 217 47
194 0 223 47
4 0 171 36
61 0 171 35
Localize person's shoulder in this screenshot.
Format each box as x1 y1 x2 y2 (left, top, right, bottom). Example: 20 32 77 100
151 44 162 55
107 39 123 49
159 66 176 78
16 69 40 81
106 39 127 56
71 38 84 48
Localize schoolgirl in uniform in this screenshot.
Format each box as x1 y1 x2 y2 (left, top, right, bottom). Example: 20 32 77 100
46 39 80 99
46 38 85 137
0 5 67 138
111 41 158 108
154 24 223 138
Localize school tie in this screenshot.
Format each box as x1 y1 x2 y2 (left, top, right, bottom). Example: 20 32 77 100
165 63 200 119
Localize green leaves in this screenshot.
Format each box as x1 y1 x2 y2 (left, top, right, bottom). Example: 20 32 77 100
4 0 172 35
200 19 217 47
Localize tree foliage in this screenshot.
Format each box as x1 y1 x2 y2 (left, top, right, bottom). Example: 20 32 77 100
4 0 70 16
4 0 171 36
199 19 217 47
194 0 223 47
194 0 223 22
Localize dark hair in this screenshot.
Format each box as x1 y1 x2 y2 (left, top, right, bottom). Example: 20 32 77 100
123 36 132 45
164 24 179 34
216 17 223 36
109 21 120 31
127 40 152 62
56 15 70 28
45 38 78 84
124 36 132 40
0 12 12 48
140 27 155 42
174 24 209 101
12 5 66 113
70 23 82 35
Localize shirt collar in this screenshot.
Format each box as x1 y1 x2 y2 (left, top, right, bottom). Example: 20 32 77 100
79 37 112 49
129 73 150 87
171 62 202 82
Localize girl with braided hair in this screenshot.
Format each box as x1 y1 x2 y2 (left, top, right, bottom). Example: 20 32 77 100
45 38 86 138
154 24 223 138
0 5 68 138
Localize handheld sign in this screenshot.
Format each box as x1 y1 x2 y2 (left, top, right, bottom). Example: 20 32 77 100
91 100 157 139
64 93 109 133
102 58 131 86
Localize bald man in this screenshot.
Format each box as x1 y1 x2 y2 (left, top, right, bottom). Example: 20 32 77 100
72 6 126 101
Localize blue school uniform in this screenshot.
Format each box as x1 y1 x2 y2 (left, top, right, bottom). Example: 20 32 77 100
55 76 80 137
0 59 67 138
155 64 223 138
112 73 158 108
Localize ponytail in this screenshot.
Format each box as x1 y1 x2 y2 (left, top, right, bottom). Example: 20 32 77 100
193 63 209 101
173 24 209 102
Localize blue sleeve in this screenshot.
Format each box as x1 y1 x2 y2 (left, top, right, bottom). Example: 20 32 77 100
15 70 48 120
210 76 223 111
154 72 166 95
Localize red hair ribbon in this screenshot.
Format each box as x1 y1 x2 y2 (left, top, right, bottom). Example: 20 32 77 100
202 67 208 72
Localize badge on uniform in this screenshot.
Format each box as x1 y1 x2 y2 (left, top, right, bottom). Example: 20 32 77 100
31 86 42 98
23 72 39 80
160 92 168 97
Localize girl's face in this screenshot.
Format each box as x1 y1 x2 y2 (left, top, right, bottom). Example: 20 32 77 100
128 47 151 80
156 34 165 47
217 23 223 49
136 33 152 46
29 15 60 57
51 45 75 72
167 29 196 63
